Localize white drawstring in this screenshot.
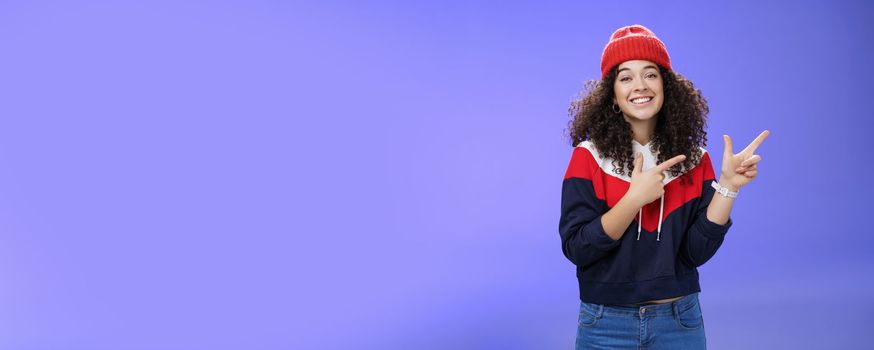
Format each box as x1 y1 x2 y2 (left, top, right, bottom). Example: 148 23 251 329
637 195 665 241
636 208 642 240
657 195 664 241
634 146 665 242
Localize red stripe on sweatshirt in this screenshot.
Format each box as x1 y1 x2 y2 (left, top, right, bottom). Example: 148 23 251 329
564 147 717 232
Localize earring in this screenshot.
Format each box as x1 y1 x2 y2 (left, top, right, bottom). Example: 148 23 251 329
612 103 622 114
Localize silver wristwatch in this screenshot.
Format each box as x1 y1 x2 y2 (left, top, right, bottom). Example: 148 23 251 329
711 181 739 198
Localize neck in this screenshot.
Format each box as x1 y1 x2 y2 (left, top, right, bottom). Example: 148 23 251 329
624 114 657 145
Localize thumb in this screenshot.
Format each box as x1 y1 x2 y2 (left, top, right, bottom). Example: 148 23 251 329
632 152 643 175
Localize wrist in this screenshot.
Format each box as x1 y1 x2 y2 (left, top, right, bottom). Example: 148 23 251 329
620 191 645 209
713 179 739 199
717 178 739 192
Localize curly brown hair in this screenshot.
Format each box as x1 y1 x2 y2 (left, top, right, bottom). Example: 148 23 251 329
566 65 710 185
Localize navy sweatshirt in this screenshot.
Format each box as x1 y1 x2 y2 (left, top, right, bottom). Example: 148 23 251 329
559 140 733 305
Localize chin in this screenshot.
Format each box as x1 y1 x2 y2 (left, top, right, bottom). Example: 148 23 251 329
637 112 658 120
625 111 658 120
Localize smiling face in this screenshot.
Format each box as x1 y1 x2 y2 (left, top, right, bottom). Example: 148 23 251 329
612 60 664 123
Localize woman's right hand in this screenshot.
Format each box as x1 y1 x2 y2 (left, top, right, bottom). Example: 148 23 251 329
626 152 687 207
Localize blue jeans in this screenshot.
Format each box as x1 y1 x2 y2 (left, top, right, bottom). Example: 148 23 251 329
575 292 707 350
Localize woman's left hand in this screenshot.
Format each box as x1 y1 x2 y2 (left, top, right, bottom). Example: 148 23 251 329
720 130 770 190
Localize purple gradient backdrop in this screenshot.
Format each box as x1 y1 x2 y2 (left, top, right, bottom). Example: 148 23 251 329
0 0 871 349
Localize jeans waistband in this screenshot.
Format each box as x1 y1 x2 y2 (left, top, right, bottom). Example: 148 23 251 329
612 297 685 308
581 292 699 317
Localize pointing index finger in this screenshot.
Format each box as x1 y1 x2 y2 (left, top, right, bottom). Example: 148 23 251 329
744 130 770 154
654 154 687 173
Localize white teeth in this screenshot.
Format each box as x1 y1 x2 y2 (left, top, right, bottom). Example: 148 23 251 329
632 97 652 104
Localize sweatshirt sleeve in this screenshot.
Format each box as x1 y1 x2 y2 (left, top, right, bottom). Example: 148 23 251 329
558 147 621 268
681 152 733 267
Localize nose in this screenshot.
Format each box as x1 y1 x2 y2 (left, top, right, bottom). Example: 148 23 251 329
633 78 649 92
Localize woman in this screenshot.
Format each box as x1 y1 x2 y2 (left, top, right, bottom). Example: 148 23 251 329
559 24 769 349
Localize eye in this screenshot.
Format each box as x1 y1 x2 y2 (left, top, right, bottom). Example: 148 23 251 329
646 73 658 79
620 76 631 82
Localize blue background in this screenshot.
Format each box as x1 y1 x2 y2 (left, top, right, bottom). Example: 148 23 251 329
0 0 871 349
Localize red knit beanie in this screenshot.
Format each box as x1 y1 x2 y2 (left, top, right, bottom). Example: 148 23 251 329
600 24 672 80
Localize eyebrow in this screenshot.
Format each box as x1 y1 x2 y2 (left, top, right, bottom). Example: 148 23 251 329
617 65 659 74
